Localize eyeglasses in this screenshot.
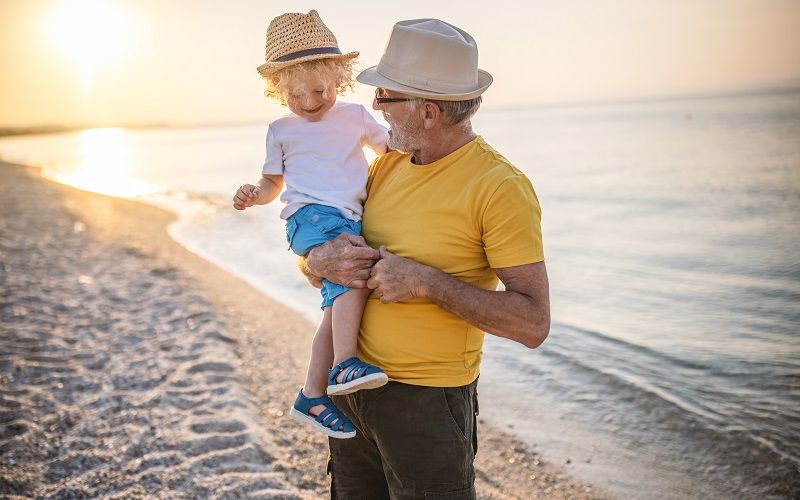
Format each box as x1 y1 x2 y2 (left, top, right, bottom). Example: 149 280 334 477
374 88 418 104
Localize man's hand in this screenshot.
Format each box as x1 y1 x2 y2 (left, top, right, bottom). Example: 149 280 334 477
306 234 380 288
233 184 261 210
367 246 431 303
367 247 551 348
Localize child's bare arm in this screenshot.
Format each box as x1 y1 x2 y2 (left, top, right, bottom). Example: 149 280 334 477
232 174 283 210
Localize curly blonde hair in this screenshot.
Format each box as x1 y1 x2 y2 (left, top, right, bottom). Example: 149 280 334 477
263 57 357 106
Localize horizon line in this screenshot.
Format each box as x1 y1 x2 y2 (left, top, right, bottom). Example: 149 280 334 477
2 83 798 136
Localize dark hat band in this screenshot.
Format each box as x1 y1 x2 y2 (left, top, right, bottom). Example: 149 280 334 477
273 46 342 63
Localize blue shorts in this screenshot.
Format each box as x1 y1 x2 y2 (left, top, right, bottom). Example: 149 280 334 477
286 204 362 309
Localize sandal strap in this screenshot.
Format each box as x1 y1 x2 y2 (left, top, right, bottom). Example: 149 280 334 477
295 391 332 412
318 407 336 426
340 364 365 383
328 357 381 386
293 390 354 433
317 403 353 432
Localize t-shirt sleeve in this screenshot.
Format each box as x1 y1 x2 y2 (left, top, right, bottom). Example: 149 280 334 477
482 175 545 268
261 125 283 175
360 105 389 154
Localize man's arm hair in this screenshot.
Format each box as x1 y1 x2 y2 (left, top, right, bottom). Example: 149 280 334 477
419 261 550 349
368 251 550 349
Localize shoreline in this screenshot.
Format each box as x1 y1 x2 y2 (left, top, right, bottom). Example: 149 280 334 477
0 161 602 498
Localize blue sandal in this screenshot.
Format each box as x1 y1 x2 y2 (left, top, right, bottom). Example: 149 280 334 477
289 390 356 439
327 357 388 396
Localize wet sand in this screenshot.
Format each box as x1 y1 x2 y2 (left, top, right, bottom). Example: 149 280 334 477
0 162 603 498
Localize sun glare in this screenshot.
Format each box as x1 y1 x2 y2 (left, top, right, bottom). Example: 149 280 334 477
363 146 379 164
45 128 157 197
43 0 134 87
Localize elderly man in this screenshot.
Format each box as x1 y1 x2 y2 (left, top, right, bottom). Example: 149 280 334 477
305 18 550 499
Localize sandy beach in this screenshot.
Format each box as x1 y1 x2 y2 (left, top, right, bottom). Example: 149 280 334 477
0 162 602 499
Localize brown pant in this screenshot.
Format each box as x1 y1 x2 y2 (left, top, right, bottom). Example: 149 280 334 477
328 379 479 500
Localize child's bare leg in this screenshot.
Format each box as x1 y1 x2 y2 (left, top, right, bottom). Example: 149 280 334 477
302 307 333 415
331 287 371 382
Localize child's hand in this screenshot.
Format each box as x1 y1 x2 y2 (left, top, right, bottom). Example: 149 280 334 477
233 184 262 210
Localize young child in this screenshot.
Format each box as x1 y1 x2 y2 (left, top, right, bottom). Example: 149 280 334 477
233 10 389 439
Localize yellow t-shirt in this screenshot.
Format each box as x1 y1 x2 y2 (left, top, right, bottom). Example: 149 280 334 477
360 136 544 387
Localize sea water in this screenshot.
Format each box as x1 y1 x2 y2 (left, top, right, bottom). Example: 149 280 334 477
2 90 798 498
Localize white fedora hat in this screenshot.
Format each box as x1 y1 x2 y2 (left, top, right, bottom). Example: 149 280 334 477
357 18 492 101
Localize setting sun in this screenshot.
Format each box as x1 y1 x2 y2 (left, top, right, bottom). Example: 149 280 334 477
42 0 134 87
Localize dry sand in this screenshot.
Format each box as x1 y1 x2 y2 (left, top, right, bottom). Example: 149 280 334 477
0 162 603 499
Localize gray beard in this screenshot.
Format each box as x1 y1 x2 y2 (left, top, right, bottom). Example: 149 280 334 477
386 123 422 153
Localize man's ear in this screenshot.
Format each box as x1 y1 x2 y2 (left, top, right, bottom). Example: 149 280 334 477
421 101 440 130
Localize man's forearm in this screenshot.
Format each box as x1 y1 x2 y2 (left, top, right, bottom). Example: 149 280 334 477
368 249 550 349
418 266 550 349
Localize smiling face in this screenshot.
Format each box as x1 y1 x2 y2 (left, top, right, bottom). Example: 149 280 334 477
264 58 356 121
285 72 337 122
374 89 424 153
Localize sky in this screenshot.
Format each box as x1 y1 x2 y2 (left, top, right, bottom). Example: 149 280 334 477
1 0 799 128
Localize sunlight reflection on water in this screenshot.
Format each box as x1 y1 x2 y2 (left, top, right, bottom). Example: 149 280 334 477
42 128 158 197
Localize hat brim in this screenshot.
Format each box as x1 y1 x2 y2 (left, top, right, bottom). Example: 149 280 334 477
356 66 492 101
257 51 359 77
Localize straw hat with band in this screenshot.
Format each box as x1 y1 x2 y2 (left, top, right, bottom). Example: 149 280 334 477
357 18 493 101
257 10 358 78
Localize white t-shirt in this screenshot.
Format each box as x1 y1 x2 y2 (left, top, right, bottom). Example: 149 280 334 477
262 101 388 221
